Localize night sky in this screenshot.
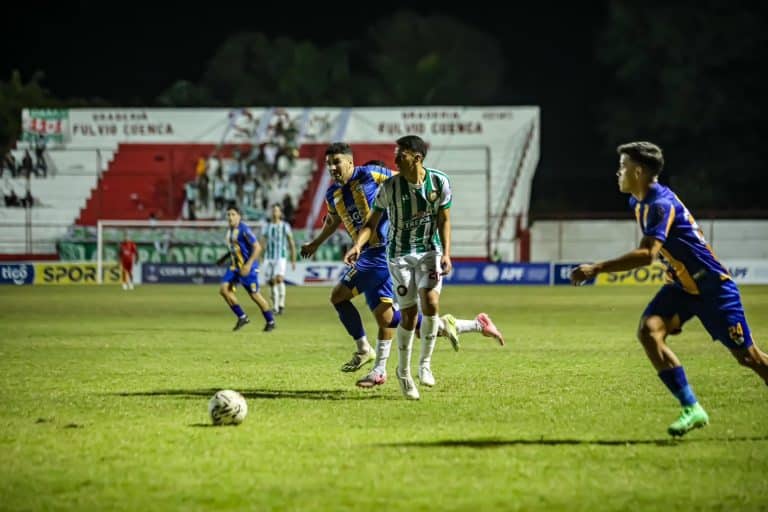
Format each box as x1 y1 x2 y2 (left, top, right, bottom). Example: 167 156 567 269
4 2 614 211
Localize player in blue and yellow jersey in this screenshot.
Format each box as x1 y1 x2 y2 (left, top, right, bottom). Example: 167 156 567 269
301 144 399 377
219 205 276 332
571 141 768 437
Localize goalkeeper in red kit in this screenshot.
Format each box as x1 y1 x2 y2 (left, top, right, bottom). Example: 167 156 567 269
119 232 138 290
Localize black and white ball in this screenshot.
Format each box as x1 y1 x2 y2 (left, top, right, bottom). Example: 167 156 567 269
208 390 248 425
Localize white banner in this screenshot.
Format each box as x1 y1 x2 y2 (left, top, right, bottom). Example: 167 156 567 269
724 260 768 285
24 107 538 147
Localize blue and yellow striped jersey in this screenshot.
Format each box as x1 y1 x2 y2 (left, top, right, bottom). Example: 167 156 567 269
630 183 729 294
226 221 258 270
325 164 392 250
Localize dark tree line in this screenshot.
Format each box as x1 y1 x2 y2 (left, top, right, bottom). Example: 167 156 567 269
3 4 765 213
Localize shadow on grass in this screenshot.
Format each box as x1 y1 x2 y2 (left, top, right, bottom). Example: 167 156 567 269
114 388 384 401
379 436 768 448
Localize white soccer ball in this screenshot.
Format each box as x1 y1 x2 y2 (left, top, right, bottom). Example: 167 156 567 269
208 389 248 425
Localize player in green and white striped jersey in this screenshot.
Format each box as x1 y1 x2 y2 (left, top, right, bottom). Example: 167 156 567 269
345 135 453 400
260 204 296 314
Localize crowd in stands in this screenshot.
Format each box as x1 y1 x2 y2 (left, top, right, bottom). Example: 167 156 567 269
1 134 47 208
183 114 301 225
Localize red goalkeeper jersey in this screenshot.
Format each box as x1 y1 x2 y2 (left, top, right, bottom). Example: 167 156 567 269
119 241 137 267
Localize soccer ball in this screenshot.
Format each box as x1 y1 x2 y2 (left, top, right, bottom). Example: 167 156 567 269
208 390 248 425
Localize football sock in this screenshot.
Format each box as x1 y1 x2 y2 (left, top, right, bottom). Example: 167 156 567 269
456 318 479 334
262 310 275 323
231 304 246 318
374 339 392 374
334 300 365 340
658 366 698 406
271 285 278 309
278 282 286 307
419 315 439 367
396 325 415 376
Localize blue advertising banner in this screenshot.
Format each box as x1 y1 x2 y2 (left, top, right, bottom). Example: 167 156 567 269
142 264 226 284
552 263 595 286
0 264 35 285
444 263 550 285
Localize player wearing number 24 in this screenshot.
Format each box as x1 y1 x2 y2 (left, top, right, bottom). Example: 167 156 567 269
570 141 768 437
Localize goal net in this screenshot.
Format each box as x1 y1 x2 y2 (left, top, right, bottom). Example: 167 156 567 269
95 219 232 284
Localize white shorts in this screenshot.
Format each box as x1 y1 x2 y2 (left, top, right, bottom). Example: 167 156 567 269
387 251 443 309
263 258 287 281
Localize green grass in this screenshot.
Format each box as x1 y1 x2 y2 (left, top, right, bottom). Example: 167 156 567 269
1 285 767 511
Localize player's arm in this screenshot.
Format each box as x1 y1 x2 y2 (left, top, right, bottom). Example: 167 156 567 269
300 212 342 258
216 252 230 266
344 209 382 265
287 232 297 269
241 240 261 276
571 236 663 284
437 207 452 275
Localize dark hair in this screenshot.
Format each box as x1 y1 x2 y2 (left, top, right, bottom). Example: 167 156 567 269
396 135 428 159
226 203 241 214
324 142 353 157
363 159 387 167
617 141 664 176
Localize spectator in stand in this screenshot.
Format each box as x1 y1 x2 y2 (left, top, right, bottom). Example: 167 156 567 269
184 180 198 220
2 152 17 177
282 193 295 225
21 150 33 178
33 133 48 177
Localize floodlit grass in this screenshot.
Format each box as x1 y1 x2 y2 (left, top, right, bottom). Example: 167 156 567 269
1 285 767 511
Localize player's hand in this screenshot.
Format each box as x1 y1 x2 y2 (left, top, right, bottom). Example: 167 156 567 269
240 264 251 277
300 242 317 259
440 254 452 275
291 261 296 271
570 263 596 285
343 246 361 266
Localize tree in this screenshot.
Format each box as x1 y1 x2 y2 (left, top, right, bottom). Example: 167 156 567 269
0 71 62 154
596 1 768 209
362 11 505 105
191 32 355 106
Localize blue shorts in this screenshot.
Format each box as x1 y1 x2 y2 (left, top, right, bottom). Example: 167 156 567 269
222 266 261 294
340 246 394 310
643 278 753 349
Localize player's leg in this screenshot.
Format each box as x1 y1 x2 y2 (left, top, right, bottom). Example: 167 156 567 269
639 285 708 437
333 265 374 372
356 268 397 388
389 255 419 399
276 258 287 312
120 263 130 290
242 271 275 331
703 280 768 385
220 273 250 331
414 252 443 387
264 260 278 313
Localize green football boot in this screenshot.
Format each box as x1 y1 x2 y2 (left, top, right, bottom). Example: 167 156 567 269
668 403 709 437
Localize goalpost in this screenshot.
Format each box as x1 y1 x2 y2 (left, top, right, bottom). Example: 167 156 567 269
95 219 231 284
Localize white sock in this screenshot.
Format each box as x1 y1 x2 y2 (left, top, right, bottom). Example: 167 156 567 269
396 326 415 376
456 318 480 334
373 339 392 374
355 336 371 353
419 315 439 368
271 285 278 309
278 282 286 307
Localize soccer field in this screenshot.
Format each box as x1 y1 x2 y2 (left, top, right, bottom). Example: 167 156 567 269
1 285 767 511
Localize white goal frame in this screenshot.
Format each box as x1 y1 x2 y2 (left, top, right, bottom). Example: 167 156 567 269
96 219 227 284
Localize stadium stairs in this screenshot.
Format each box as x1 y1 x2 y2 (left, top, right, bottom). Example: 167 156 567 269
0 149 109 257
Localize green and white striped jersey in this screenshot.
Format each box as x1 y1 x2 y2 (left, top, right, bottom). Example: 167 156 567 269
262 220 293 259
373 168 452 258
